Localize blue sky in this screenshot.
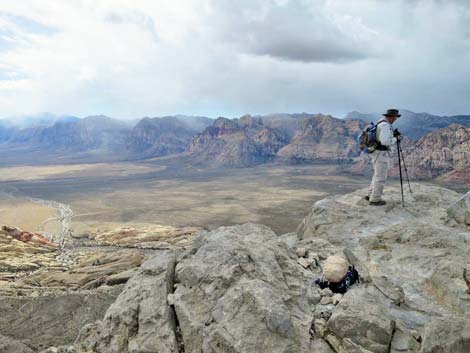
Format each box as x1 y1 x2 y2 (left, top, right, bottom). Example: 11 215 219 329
0 0 469 120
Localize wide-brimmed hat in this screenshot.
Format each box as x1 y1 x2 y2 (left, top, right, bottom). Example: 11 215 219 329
382 108 401 118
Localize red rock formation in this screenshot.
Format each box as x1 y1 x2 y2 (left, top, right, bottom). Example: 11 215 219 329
1 225 58 248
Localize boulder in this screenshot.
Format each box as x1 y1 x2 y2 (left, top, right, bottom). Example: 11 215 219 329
0 289 120 351
0 334 34 353
173 223 313 353
447 191 470 226
327 286 395 353
75 251 179 353
420 317 470 353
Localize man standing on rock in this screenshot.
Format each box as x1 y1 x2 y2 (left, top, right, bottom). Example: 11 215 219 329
365 109 401 206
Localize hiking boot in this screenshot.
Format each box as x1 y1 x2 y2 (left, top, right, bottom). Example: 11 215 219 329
369 200 386 206
363 195 370 201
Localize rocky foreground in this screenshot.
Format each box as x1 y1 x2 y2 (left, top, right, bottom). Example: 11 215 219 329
1 184 469 353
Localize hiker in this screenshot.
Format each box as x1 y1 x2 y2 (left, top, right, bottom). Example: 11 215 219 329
364 108 401 206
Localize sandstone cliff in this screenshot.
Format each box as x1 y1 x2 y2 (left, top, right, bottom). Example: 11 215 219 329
188 115 287 167
398 124 470 184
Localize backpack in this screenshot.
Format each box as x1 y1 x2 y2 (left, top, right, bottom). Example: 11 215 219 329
357 120 386 153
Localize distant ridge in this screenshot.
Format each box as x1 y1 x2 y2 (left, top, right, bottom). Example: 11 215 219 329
345 110 470 140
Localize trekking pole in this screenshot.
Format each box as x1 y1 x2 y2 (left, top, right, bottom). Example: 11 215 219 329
398 141 413 196
396 139 405 207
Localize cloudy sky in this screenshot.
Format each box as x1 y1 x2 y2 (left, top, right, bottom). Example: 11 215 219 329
0 0 469 119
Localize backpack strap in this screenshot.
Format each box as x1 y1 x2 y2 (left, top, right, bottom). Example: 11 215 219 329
375 119 390 151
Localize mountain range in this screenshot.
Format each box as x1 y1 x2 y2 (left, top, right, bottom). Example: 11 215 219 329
0 110 468 183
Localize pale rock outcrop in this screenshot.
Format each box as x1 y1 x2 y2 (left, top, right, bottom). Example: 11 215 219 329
298 183 470 351
447 191 470 226
21 250 144 289
0 334 34 353
173 223 314 353
0 225 59 281
420 317 470 353
91 225 200 249
75 251 179 353
327 286 394 353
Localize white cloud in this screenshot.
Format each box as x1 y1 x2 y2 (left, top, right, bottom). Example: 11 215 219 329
0 0 469 119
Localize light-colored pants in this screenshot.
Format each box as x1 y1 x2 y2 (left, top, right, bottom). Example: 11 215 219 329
367 150 391 202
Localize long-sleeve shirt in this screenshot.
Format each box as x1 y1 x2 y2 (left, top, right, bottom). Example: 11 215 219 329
376 120 397 147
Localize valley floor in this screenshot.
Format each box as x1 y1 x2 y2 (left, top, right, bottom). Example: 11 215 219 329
0 158 372 235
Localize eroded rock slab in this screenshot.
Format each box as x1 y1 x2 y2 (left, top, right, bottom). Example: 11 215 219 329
173 223 314 353
91 225 201 249
75 251 179 353
327 286 394 353
0 288 121 351
298 184 470 327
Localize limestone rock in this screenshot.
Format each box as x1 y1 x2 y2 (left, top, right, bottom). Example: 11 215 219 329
0 225 59 279
75 251 179 353
447 191 470 226
298 184 470 326
93 225 201 249
331 293 343 305
320 288 334 297
313 318 328 338
310 338 335 353
0 334 34 353
173 223 313 353
21 250 144 289
0 289 120 351
421 317 470 353
327 286 395 353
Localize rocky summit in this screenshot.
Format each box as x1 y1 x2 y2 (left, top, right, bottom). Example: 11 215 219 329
1 184 469 352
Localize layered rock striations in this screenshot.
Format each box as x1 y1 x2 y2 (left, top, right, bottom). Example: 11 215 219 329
398 124 470 183
188 115 287 167
276 114 365 162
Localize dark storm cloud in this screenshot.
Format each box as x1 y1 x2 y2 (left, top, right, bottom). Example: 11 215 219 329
210 0 375 63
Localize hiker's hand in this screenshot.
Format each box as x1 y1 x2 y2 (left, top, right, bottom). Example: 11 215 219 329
393 129 401 138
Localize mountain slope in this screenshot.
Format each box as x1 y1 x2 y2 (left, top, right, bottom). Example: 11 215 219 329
188 115 287 167
276 114 366 162
399 123 470 183
127 116 202 157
